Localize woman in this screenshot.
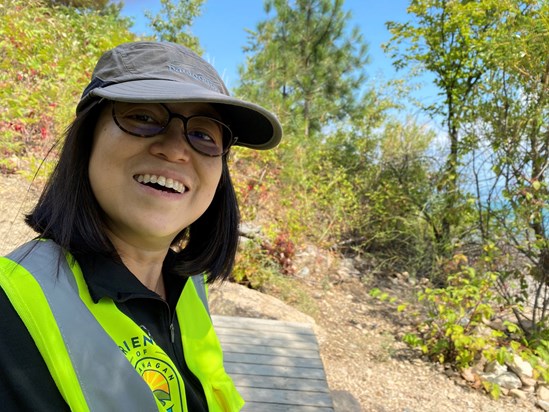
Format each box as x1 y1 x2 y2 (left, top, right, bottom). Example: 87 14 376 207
0 41 282 411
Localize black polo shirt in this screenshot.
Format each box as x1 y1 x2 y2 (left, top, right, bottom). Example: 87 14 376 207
0 250 208 411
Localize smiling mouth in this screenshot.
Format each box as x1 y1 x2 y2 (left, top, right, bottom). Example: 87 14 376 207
134 174 186 194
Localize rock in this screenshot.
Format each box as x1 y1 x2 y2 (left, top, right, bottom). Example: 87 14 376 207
495 372 523 390
522 384 535 393
209 281 316 326
337 258 360 280
509 388 527 400
519 375 537 388
331 390 362 412
538 385 549 402
508 354 534 378
538 400 549 411
461 367 476 383
239 222 262 238
485 360 507 375
481 371 522 390
296 266 311 278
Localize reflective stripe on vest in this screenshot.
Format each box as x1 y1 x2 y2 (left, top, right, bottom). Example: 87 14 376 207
0 240 244 412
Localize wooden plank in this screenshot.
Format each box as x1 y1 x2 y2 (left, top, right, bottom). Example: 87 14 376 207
242 403 334 412
224 361 327 380
222 342 320 359
238 387 334 407
213 315 334 410
213 315 315 334
228 374 330 393
216 327 317 343
216 332 319 350
224 351 324 369
213 316 314 336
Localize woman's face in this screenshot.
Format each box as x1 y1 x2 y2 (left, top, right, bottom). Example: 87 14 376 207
89 102 224 251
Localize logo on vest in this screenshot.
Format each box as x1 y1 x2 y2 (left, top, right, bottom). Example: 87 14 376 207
119 334 183 412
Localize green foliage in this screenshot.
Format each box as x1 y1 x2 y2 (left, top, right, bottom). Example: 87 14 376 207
231 227 296 288
45 0 120 12
145 0 204 51
482 380 502 400
532 340 549 382
405 258 506 367
237 0 369 139
233 0 445 278
231 240 280 289
369 288 398 304
393 249 549 388
0 0 134 174
384 0 536 254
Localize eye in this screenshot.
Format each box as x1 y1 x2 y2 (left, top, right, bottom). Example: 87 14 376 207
187 117 224 147
188 130 214 141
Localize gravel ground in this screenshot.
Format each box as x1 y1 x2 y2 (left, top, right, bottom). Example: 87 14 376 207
0 174 41 256
307 275 539 411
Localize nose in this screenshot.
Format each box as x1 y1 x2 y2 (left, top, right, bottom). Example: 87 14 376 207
149 118 192 162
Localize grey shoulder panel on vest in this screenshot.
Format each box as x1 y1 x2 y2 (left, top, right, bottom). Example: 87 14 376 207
7 240 159 411
191 274 210 316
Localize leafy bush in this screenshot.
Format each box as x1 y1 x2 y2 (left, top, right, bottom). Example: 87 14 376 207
399 251 548 386
0 0 134 175
403 259 504 368
231 239 280 290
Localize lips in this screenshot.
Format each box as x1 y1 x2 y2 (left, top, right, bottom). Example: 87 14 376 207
134 174 186 194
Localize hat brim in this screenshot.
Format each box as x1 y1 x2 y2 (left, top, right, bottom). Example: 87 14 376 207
78 79 282 150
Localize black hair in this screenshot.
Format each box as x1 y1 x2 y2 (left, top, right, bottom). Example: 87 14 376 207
26 100 240 283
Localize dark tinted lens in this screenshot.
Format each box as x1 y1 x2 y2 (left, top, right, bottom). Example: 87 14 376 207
113 102 169 137
186 116 231 156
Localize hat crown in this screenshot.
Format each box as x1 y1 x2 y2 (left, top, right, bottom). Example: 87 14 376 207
92 42 229 95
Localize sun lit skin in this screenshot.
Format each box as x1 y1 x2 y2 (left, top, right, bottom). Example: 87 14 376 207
88 102 223 294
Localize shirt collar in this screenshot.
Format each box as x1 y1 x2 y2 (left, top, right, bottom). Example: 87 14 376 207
75 250 186 305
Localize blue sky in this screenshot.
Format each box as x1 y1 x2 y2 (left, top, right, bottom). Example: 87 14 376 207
121 0 415 91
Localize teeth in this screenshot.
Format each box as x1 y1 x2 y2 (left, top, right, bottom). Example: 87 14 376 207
136 174 148 183
135 174 185 193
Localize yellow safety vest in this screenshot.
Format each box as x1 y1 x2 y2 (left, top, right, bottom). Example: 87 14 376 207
0 240 244 412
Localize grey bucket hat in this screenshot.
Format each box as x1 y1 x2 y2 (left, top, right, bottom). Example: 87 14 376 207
77 41 282 150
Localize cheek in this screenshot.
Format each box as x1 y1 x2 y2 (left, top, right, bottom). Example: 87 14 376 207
208 162 224 194
197 161 223 208
88 122 121 197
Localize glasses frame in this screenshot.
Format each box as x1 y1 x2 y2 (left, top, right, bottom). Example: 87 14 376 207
111 101 237 157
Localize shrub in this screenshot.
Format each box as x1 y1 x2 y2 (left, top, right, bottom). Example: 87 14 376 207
0 0 134 175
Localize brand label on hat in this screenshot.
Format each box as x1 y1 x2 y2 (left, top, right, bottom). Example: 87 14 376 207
167 64 223 93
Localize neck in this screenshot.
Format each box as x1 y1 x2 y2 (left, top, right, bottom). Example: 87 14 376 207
120 251 167 299
107 232 169 299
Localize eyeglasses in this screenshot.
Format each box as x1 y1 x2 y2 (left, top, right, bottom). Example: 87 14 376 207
112 101 236 157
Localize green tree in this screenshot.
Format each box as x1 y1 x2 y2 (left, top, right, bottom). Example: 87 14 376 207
468 1 549 334
386 0 547 340
45 0 124 16
145 0 204 52
237 0 369 139
385 0 522 254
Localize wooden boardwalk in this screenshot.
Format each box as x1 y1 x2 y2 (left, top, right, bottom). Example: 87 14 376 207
212 315 335 412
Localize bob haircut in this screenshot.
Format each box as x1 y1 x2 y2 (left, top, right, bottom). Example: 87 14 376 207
26 99 240 283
